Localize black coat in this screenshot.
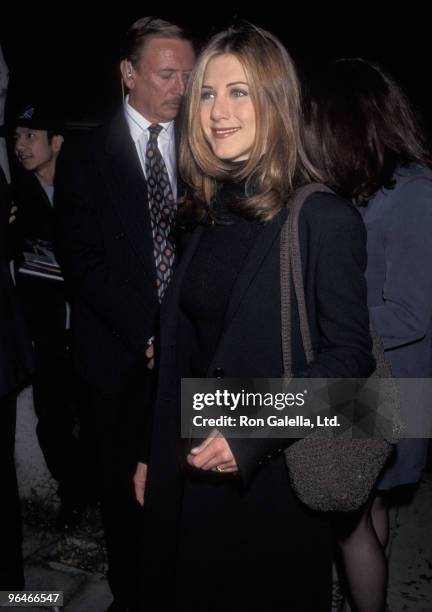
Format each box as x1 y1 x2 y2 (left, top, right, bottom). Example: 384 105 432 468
12 169 55 246
55 112 159 400
142 192 375 610
12 169 68 336
0 168 33 398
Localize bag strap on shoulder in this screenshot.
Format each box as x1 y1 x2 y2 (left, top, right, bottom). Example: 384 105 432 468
280 183 333 376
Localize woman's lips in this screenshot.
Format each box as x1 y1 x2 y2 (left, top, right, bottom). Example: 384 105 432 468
211 127 240 138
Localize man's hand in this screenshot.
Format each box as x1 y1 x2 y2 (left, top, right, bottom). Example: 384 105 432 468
187 430 238 474
145 342 154 370
9 205 17 224
133 462 148 506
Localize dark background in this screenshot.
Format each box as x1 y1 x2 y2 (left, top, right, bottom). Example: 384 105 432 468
1 5 431 136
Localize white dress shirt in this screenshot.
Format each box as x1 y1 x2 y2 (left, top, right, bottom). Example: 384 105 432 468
123 95 177 201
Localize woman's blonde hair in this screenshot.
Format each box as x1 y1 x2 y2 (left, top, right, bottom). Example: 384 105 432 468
179 24 319 222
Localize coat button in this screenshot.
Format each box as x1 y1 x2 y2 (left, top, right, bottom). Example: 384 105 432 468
213 367 224 378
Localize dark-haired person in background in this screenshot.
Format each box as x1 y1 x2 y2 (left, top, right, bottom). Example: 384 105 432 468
12 102 87 530
0 164 33 590
56 17 195 611
306 58 432 612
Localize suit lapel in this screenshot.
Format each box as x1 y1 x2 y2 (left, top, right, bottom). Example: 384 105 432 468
102 112 157 284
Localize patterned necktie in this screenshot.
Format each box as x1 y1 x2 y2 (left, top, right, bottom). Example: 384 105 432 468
145 123 176 301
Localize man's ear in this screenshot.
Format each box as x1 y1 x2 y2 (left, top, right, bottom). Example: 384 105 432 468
120 59 135 90
51 134 64 154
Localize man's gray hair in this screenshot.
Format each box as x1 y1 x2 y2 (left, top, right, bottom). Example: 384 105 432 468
121 17 191 67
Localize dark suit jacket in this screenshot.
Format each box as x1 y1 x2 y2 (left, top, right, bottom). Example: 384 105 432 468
0 167 33 398
55 111 159 400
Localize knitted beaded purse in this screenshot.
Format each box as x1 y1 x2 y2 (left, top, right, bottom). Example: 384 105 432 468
281 184 401 512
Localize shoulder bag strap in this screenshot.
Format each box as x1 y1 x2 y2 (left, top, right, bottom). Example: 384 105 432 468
281 183 334 376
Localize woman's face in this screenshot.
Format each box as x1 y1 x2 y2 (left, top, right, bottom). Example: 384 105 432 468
200 53 256 163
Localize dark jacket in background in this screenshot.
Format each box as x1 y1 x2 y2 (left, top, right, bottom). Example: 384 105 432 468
54 110 162 608
361 164 432 488
55 111 159 403
12 169 68 335
0 167 33 397
11 163 89 509
12 169 55 245
0 165 33 590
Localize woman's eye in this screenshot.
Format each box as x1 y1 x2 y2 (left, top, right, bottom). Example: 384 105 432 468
201 91 214 101
231 89 248 97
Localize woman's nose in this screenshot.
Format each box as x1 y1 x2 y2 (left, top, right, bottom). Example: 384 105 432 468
210 95 230 121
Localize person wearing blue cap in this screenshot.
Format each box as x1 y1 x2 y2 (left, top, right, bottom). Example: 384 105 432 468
12 101 87 530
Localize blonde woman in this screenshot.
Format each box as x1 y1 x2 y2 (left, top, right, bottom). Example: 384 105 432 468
134 25 374 610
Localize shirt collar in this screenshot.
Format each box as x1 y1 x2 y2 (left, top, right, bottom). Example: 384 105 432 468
123 95 174 144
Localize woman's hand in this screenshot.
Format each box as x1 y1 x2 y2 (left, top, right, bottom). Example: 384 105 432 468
133 462 148 506
187 430 238 474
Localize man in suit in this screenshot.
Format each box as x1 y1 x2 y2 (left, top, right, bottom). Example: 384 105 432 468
0 165 33 590
55 17 195 612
